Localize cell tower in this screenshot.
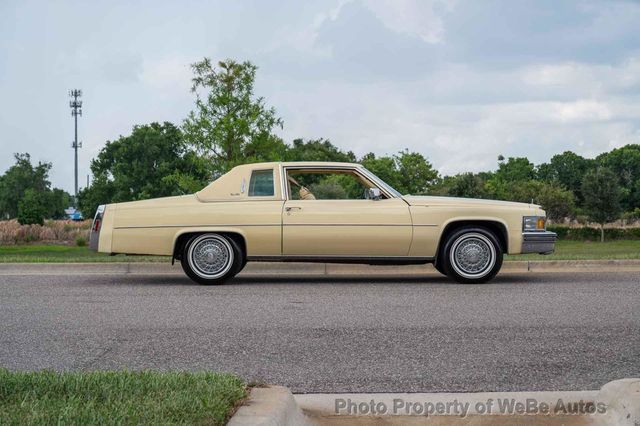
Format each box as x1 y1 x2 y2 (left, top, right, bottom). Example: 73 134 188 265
69 89 83 204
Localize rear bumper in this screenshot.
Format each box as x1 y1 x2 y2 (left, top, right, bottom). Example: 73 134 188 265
89 205 105 251
521 231 557 254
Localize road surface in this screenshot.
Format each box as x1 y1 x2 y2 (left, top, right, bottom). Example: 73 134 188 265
0 270 637 393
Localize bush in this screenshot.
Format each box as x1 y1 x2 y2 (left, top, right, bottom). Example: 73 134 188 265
76 236 87 247
548 225 640 241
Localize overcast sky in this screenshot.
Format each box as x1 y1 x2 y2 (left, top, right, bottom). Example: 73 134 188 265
1 0 639 193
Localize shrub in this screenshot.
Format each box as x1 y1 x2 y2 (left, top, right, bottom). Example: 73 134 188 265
547 225 640 241
0 219 92 244
76 236 87 247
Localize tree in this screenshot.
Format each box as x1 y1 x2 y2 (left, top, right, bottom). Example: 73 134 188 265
0 153 51 219
486 156 536 199
537 151 593 203
430 172 491 198
78 122 209 217
360 153 400 190
183 58 285 177
508 180 576 222
285 138 356 162
394 150 439 195
596 144 640 211
17 189 47 225
47 188 72 220
581 168 623 242
359 150 438 195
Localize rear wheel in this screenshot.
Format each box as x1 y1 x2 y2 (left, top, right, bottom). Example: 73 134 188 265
181 233 243 285
442 227 503 284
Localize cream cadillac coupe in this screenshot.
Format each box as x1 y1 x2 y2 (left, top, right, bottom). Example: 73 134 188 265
89 161 556 284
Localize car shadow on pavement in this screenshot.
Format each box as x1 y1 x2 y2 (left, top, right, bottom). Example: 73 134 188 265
83 273 541 287
229 273 533 286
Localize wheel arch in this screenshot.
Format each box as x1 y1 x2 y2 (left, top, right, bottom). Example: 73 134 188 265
434 219 508 265
171 228 247 264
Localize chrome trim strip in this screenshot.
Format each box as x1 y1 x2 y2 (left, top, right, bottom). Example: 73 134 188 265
114 223 437 229
283 223 412 227
114 224 281 229
247 255 434 264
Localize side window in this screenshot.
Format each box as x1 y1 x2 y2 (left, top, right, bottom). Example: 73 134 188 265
248 169 275 197
287 169 386 200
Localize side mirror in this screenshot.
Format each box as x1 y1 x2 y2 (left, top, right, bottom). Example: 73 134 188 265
366 187 381 200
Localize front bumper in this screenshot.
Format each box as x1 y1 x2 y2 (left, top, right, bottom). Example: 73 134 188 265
521 231 557 254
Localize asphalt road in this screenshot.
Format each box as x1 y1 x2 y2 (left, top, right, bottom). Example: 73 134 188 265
0 270 638 393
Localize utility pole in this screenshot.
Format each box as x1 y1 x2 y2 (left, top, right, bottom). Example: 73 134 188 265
69 89 83 205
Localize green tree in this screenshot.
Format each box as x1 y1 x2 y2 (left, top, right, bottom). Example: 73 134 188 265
430 172 491 198
596 144 640 211
360 151 438 195
581 168 623 242
47 188 72 219
78 122 208 217
284 138 356 162
17 189 47 225
508 180 576 222
183 58 285 177
394 150 439 194
0 153 51 219
360 153 400 190
537 151 593 203
486 156 536 199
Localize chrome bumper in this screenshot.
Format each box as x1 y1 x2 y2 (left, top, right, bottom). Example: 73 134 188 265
89 205 105 251
521 231 557 254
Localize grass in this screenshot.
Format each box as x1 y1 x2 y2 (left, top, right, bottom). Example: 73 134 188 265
506 239 640 261
0 369 246 426
1 240 640 263
0 245 168 263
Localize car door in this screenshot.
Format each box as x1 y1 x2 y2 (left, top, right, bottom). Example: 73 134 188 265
281 167 412 257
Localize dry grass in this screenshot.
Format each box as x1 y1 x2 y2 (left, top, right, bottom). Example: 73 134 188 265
0 220 91 245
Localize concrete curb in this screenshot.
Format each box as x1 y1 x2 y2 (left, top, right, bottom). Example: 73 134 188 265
598 378 640 426
227 379 640 425
1 259 640 275
228 386 309 426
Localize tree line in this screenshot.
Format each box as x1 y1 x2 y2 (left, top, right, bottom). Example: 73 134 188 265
1 59 638 235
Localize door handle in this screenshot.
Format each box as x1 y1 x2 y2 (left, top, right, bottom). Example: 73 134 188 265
285 206 302 212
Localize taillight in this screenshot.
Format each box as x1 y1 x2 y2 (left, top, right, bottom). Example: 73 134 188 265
92 205 106 233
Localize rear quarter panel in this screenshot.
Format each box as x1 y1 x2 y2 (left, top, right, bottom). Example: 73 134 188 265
109 196 283 256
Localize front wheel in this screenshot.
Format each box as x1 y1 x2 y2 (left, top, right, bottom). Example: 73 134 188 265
442 227 503 284
181 233 243 285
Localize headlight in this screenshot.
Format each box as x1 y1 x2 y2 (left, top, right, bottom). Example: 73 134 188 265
523 216 546 231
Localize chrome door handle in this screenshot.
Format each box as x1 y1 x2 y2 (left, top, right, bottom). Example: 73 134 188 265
285 206 302 212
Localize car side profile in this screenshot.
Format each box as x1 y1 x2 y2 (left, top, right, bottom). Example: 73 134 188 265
89 161 556 284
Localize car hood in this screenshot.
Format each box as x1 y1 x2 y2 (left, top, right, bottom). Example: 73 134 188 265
402 195 539 210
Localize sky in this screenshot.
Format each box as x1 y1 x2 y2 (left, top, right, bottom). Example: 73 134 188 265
1 0 639 194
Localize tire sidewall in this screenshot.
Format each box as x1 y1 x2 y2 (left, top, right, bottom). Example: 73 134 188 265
181 233 243 285
442 227 503 284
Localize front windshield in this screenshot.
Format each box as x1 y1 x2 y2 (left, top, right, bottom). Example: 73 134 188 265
360 167 403 198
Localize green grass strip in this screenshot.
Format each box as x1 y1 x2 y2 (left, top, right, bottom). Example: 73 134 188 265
0 369 246 425
1 240 640 263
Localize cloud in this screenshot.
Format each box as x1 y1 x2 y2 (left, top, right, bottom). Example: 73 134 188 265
1 0 639 192
361 0 457 44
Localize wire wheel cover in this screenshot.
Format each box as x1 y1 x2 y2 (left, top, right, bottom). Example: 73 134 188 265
450 233 496 278
188 235 233 279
